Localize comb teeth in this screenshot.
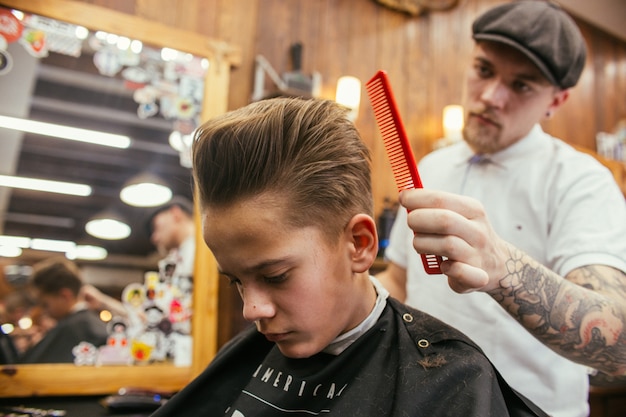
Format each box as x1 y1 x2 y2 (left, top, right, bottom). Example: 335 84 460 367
365 73 421 192
366 70 443 275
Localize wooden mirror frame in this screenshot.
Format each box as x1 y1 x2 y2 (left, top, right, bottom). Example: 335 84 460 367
0 0 238 397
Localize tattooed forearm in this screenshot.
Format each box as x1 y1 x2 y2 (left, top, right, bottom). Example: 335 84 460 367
488 245 626 375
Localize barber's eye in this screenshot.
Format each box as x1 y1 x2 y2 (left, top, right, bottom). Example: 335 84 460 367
512 80 531 93
474 64 492 78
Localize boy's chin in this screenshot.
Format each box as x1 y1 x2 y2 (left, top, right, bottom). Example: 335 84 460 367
276 341 320 359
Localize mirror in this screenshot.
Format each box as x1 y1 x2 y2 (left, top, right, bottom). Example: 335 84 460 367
0 0 238 396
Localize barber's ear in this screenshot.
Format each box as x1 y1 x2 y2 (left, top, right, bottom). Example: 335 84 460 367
545 89 569 120
346 214 378 273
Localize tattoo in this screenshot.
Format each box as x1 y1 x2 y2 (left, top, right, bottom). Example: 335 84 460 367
589 369 626 387
488 246 626 375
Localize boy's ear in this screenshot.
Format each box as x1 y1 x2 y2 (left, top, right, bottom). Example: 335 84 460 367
346 214 378 273
58 287 76 302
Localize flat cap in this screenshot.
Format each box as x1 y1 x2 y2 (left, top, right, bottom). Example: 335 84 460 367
472 0 587 89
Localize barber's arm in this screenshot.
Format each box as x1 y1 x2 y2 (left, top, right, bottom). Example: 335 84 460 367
80 284 128 318
400 188 626 376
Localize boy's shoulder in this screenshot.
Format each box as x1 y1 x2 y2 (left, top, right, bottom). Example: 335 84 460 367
386 296 482 348
386 297 549 417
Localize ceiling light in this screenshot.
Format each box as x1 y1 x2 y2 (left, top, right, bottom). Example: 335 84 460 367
85 213 131 240
0 234 109 260
120 173 172 207
0 115 131 149
67 245 108 261
0 246 22 257
30 238 76 252
0 235 30 248
0 174 91 196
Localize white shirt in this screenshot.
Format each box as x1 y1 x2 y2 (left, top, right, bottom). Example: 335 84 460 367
175 234 196 279
385 125 626 417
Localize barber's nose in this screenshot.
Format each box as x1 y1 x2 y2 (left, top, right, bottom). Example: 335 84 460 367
480 79 508 108
241 287 275 322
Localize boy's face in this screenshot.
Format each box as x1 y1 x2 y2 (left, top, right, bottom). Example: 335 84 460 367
463 41 568 154
203 193 371 359
37 289 73 321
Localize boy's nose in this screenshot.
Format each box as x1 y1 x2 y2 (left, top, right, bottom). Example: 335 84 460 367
241 288 275 322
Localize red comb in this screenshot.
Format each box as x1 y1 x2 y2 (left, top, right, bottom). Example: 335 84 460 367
366 70 443 275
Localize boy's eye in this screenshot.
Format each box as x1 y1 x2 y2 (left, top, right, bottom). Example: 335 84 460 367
264 273 287 284
221 274 240 287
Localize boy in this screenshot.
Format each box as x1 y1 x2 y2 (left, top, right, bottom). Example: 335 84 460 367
152 98 546 416
20 257 108 363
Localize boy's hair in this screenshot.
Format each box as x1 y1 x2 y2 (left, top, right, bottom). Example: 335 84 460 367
30 257 83 296
192 97 373 241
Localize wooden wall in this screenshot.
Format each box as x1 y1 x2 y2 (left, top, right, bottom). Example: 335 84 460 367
74 0 625 345
78 0 626 215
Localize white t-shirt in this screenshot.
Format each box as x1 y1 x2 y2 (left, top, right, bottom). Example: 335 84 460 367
385 125 626 417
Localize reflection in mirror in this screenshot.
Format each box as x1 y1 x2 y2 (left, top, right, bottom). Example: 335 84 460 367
0 0 234 397
0 5 204 368
0 0 237 397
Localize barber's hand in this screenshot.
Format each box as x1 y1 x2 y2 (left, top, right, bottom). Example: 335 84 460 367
399 189 510 293
80 284 105 310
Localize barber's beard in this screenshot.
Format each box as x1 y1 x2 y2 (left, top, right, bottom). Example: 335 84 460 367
463 112 503 154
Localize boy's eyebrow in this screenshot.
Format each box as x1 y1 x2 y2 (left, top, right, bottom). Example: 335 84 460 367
218 258 290 276
243 258 288 274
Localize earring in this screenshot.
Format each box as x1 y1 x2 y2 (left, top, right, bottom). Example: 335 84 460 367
545 111 552 118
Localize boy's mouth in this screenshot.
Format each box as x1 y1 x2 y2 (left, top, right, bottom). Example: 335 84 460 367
264 332 290 343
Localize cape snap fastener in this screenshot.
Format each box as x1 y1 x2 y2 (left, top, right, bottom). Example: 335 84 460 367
417 339 429 348
402 313 413 322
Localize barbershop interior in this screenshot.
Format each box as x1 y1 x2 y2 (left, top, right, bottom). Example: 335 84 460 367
0 0 624 416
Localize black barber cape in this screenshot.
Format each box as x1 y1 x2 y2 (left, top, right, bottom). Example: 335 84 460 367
151 298 547 416
20 309 108 364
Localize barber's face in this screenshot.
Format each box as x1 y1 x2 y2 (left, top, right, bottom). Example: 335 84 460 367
463 41 568 154
150 209 177 255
